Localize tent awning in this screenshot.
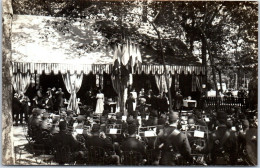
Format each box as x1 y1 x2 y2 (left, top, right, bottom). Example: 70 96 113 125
12 62 206 75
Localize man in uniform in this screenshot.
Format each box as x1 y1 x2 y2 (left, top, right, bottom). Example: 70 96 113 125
157 112 191 165
121 124 146 165
208 111 238 165
85 124 113 153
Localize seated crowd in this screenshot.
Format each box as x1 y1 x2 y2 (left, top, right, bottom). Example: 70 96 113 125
13 86 257 165
26 105 257 165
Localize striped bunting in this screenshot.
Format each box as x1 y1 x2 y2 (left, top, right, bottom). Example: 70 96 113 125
11 62 205 75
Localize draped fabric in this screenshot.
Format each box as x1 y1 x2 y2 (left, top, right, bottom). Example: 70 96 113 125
196 76 202 92
192 75 197 92
121 43 130 66
112 40 141 114
155 74 172 94
111 74 127 114
62 72 83 114
96 74 99 88
100 74 104 89
174 74 179 91
12 72 31 94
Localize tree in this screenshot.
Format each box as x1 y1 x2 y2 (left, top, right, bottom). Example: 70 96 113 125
2 0 14 164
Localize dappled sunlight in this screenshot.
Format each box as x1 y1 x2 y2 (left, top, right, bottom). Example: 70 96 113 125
12 15 113 64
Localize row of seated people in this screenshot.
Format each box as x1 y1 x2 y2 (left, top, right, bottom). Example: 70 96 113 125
27 107 257 165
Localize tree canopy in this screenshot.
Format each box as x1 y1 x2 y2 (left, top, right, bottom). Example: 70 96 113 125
12 0 258 88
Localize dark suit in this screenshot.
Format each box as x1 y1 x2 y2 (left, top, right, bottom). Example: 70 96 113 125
12 97 21 124
159 97 168 114
158 126 191 165
21 96 30 123
52 130 82 164
52 131 80 151
126 98 135 116
30 117 43 142
55 91 64 110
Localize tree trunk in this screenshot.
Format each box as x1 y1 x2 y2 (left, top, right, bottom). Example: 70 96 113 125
2 0 14 165
217 69 223 93
199 27 219 110
151 23 173 111
201 38 207 85
235 73 238 90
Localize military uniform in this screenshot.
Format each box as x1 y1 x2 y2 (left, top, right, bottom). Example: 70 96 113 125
209 123 238 165
157 112 191 165
121 135 146 165
158 125 191 165
85 132 113 155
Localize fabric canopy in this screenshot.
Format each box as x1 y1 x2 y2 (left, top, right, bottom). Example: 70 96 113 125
12 61 206 76
155 74 172 94
62 72 83 114
12 72 31 94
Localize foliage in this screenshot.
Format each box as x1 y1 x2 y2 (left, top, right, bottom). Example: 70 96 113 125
12 0 258 86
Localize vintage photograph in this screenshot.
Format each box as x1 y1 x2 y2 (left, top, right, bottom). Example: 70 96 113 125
2 0 258 166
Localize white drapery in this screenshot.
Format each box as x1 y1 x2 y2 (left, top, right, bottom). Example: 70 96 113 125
155 74 172 94
12 72 31 95
62 72 83 114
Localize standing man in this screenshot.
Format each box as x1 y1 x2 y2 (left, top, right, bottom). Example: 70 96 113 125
12 93 21 126
121 124 146 165
55 88 65 113
20 92 30 124
174 90 183 110
125 93 135 117
157 112 191 165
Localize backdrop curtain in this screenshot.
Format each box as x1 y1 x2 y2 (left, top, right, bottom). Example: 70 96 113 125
12 72 31 95
111 74 128 114
155 74 172 94
196 76 202 92
62 72 83 114
192 75 197 92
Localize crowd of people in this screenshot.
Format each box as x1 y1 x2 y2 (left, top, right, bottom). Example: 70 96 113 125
13 86 257 165
12 87 65 125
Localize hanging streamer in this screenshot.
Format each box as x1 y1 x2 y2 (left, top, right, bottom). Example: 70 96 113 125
175 74 179 91
96 74 99 87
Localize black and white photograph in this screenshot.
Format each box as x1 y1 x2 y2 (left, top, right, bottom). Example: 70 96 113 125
2 0 258 166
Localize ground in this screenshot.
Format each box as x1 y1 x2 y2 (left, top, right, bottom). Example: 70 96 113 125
13 125 58 165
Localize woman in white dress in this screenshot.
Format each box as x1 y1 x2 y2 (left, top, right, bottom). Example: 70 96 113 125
95 90 104 114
